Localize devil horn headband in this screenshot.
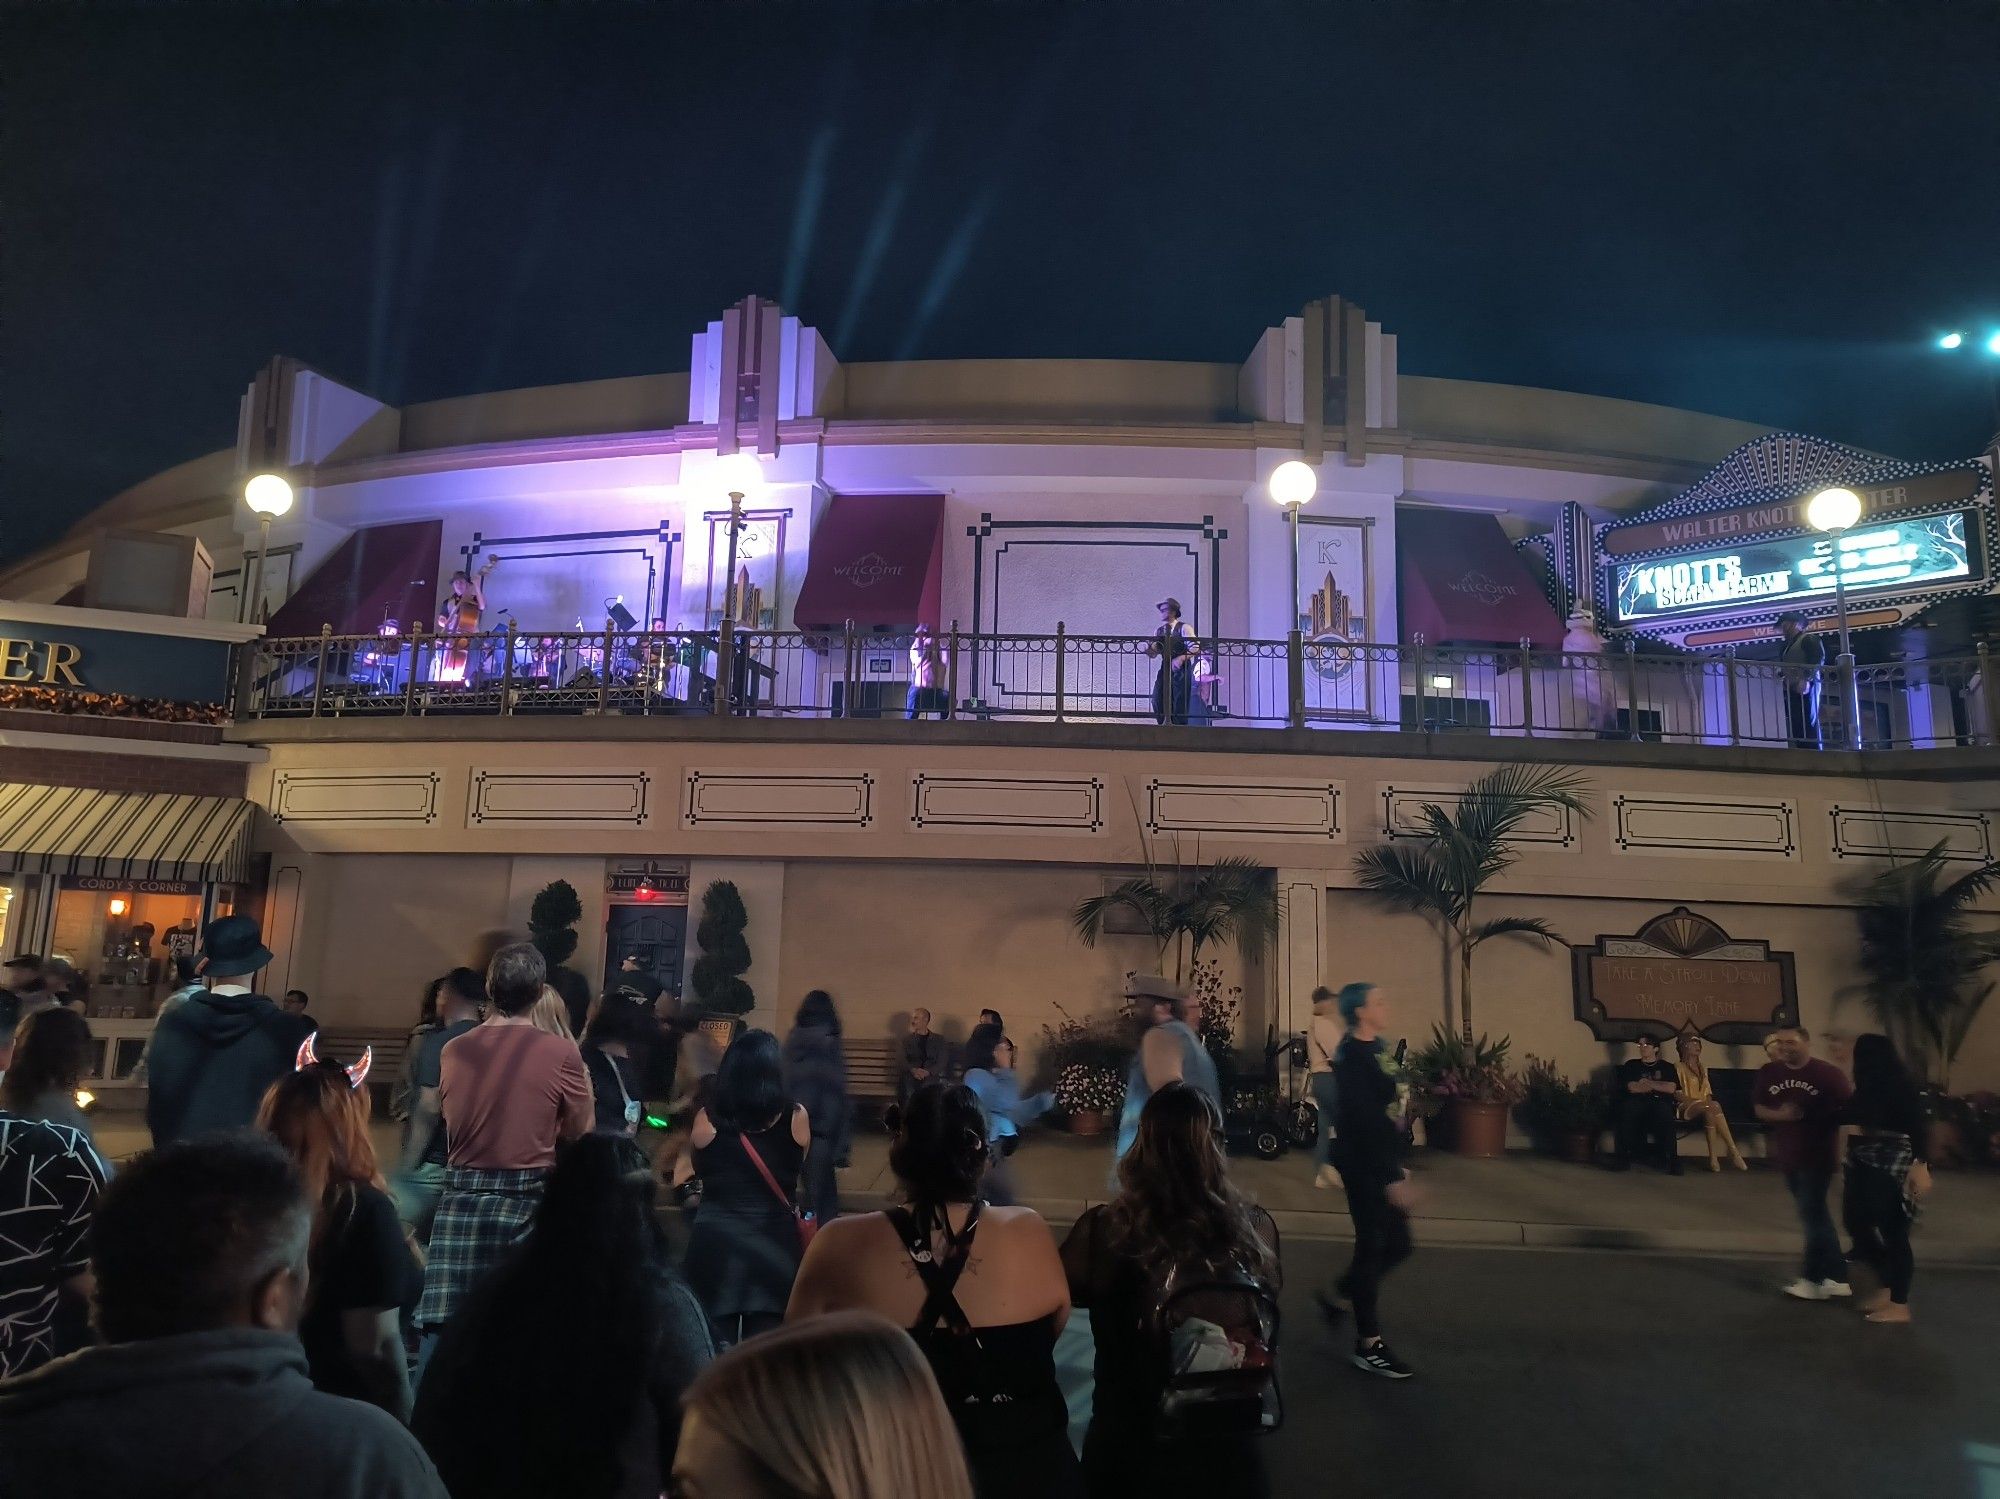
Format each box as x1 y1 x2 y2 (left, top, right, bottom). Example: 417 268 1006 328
294 1032 374 1092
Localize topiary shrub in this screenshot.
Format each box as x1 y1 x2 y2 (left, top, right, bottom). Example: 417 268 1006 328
528 879 583 969
690 879 754 1015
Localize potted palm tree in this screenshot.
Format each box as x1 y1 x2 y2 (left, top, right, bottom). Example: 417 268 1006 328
1353 763 1593 1044
1404 1026 1524 1157
1071 853 1279 988
1847 841 2000 1163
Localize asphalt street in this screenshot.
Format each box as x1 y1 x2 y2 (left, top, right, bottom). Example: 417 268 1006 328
1241 1242 2000 1498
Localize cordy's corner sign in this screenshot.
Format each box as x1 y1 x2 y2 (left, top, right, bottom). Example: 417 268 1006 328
1572 907 1798 1043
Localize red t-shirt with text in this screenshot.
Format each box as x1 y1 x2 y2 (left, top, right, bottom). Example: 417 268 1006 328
1752 1058 1852 1172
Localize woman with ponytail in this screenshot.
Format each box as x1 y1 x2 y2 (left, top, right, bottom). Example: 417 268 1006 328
787 1081 1082 1499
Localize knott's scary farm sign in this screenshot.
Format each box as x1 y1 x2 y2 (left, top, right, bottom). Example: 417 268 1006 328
1598 466 1983 558
1571 907 1797 1044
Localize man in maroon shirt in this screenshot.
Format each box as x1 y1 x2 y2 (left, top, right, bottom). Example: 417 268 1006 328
1753 1025 1853 1301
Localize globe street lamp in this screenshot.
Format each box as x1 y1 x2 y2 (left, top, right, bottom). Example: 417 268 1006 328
241 473 294 625
1268 459 1318 633
1808 485 1863 749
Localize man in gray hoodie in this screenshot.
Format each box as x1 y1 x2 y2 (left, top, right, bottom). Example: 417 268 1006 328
0 1133 444 1499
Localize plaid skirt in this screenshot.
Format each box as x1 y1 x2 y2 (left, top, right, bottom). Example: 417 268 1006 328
415 1166 546 1329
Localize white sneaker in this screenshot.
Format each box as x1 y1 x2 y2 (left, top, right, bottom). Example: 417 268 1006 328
1783 1278 1829 1301
1315 1165 1343 1190
1819 1279 1853 1298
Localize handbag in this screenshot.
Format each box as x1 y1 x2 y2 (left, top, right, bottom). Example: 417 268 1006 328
740 1132 817 1253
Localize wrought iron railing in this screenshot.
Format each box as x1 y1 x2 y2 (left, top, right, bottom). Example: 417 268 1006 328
232 622 2000 751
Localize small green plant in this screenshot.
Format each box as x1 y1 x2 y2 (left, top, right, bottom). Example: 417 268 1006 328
690 880 754 1016
1516 1055 1604 1134
528 880 582 969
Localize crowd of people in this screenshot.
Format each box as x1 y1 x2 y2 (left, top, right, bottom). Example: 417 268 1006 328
0 911 1948 1497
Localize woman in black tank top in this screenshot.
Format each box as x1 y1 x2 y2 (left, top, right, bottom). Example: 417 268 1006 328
787 1083 1083 1499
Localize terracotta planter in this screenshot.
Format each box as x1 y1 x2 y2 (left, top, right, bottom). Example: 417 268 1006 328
1445 1098 1508 1159
1552 1128 1597 1164
1066 1109 1108 1137
1928 1119 1963 1168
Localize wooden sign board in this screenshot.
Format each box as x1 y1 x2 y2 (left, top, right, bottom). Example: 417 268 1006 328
1572 906 1797 1043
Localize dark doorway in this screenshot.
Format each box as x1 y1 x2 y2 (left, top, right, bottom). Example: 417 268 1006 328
604 901 687 1000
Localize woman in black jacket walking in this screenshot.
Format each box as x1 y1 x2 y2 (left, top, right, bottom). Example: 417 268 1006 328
1320 982 1418 1380
781 990 851 1226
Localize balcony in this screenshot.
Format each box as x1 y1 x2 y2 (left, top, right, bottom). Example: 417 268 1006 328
229 624 2000 767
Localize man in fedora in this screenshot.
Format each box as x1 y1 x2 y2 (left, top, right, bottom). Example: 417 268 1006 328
144 915 314 1146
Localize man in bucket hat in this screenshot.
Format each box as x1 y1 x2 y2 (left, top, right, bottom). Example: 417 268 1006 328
144 915 314 1146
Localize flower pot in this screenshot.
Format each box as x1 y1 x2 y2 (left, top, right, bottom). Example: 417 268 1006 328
1445 1098 1508 1159
1552 1127 1596 1164
1066 1109 1107 1137
1928 1119 1963 1168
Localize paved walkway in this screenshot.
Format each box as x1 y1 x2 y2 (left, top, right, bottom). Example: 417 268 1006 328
93 1115 2000 1264
836 1130 2000 1264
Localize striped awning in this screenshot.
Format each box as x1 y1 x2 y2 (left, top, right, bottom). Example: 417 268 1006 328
0 784 255 885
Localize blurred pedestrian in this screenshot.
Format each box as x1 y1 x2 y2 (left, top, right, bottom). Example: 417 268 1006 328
415 944 592 1358
959 1025 1053 1207
1841 1034 1932 1323
789 1082 1081 1499
144 915 313 1145
1321 983 1417 1379
1061 1081 1280 1498
258 1050 420 1419
414 1136 715 1499
1306 985 1342 1189
1754 1025 1854 1301
782 990 851 1226
580 991 653 1137
680 1029 810 1349
393 967 484 1242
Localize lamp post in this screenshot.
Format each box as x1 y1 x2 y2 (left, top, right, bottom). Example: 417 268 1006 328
708 452 764 718
241 473 294 625
711 451 764 627
1808 485 1863 749
1268 459 1318 629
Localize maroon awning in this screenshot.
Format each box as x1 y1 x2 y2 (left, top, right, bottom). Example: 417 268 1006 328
265 520 443 638
794 494 945 631
1397 508 1564 649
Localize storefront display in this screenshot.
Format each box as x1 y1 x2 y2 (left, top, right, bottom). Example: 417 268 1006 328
48 877 237 1019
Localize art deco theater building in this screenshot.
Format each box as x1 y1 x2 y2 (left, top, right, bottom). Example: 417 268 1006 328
2 294 1994 1108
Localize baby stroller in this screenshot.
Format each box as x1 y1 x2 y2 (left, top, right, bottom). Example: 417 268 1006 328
1219 1028 1296 1161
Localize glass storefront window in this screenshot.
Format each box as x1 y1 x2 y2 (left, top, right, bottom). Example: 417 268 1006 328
50 878 215 1020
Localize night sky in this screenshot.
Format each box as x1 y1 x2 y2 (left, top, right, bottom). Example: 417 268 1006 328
6 2 1998 567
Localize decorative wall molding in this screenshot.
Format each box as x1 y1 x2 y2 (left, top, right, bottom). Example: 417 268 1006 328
1612 793 1797 859
682 769 874 830
1381 783 1577 848
1829 805 1992 862
470 769 651 828
910 772 1103 835
1147 777 1344 842
270 769 441 826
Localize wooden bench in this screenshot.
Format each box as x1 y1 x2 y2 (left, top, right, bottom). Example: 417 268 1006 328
1592 1063 1768 1159
846 1038 902 1129
319 1027 415 1119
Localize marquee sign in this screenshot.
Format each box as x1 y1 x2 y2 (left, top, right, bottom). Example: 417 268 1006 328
1612 509 1978 623
1572 907 1797 1043
1600 466 1983 559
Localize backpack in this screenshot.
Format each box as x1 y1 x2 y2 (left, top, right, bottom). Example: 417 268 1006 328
1151 1267 1283 1439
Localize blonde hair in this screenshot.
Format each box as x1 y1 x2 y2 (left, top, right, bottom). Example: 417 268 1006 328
530 985 575 1041
683 1312 973 1499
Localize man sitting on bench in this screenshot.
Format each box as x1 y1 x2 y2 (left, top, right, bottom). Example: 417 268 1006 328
1613 1035 1681 1175
900 1007 949 1106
